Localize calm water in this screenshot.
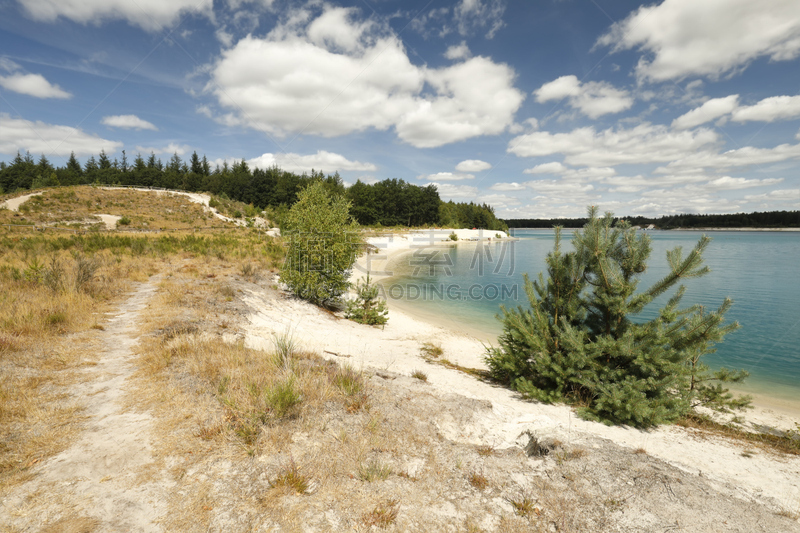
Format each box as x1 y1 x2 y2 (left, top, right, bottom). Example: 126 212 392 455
381 230 800 400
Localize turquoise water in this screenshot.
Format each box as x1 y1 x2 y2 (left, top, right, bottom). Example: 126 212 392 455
381 230 800 399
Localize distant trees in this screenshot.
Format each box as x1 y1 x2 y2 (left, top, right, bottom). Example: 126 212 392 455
0 150 501 231
505 211 800 229
486 208 749 427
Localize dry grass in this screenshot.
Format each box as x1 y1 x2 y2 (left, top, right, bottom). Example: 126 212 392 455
361 499 399 528
677 413 800 455
0 243 132 491
0 186 229 230
420 341 443 358
469 471 489 490
410 369 428 381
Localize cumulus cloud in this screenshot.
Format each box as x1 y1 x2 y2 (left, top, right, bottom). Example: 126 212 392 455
432 182 479 199
444 42 470 60
731 95 800 123
672 95 739 129
206 5 524 148
455 159 491 172
489 182 525 191
534 75 633 119
0 113 121 156
657 142 800 172
247 150 377 174
135 143 192 156
524 163 616 181
419 172 474 181
597 0 800 81
16 0 213 31
0 72 71 99
476 193 520 208
102 115 158 131
508 123 719 167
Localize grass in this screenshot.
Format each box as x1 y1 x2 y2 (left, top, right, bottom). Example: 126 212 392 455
411 369 428 381
677 413 800 455
420 341 443 358
468 471 489 490
270 458 310 495
362 499 399 528
358 459 392 482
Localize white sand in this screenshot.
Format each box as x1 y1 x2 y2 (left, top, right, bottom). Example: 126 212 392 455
243 233 800 514
1 192 42 211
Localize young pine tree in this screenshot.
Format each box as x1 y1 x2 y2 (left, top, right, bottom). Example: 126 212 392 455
486 207 749 427
345 273 388 326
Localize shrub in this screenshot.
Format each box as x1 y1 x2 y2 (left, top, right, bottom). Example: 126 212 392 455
344 273 388 326
117 216 131 226
279 181 361 307
449 232 458 241
486 207 749 427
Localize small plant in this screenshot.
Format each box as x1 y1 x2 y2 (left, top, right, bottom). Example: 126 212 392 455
74 253 99 292
358 459 392 482
270 459 310 494
264 375 302 419
420 342 443 359
508 494 538 518
411 369 428 382
362 499 399 528
333 364 364 396
468 471 489 490
117 215 131 226
345 273 388 326
240 262 258 280
476 444 495 457
449 231 458 241
272 329 297 370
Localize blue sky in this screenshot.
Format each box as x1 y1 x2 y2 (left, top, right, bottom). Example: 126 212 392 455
1 0 799 218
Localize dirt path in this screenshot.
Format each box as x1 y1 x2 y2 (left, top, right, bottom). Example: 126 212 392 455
0 280 168 532
1 193 42 212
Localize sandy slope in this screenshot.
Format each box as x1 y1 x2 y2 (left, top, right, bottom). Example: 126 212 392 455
243 241 800 517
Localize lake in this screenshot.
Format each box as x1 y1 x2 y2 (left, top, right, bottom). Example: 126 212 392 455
380 229 800 401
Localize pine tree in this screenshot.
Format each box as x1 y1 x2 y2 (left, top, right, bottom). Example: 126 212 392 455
345 273 389 326
486 207 749 427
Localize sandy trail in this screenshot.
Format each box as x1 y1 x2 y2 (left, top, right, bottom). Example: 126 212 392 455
0 281 169 532
1 193 42 212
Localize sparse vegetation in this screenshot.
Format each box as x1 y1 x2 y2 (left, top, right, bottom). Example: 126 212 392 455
362 499 399 528
420 342 443 358
411 369 428 381
468 471 489 490
358 459 392 482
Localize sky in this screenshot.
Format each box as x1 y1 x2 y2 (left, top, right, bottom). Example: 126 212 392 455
1 0 799 219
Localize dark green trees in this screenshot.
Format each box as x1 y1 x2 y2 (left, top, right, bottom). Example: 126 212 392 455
486 207 749 427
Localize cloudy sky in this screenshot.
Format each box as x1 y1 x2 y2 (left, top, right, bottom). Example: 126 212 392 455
1 0 799 218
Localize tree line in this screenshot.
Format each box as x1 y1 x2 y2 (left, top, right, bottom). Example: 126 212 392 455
505 210 800 229
0 150 506 231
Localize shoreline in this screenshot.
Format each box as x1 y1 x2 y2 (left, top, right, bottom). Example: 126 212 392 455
351 230 800 429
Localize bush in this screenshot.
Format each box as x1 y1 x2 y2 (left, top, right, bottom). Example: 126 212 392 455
345 274 388 326
117 216 131 226
485 207 749 427
279 181 361 307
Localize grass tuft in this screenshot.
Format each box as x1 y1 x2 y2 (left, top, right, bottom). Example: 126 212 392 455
411 369 428 381
420 342 443 358
468 471 489 490
362 499 399 528
264 375 302 420
270 459 310 495
358 459 392 482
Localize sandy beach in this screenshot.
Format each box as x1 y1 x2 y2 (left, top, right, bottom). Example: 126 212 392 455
237 231 800 519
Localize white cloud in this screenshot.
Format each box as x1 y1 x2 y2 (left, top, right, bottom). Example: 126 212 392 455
534 75 633 119
657 143 800 172
523 162 616 181
489 182 525 191
444 42 471 60
16 0 213 31
455 159 491 172
419 172 474 181
476 193 520 208
432 182 479 199
509 123 719 167
206 6 523 148
731 95 800 123
524 180 595 194
0 72 71 99
0 113 121 156
454 0 506 39
135 143 192 157
247 150 377 174
523 161 568 175
672 95 739 129
102 114 158 131
703 176 783 189
597 0 800 81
